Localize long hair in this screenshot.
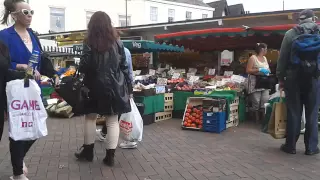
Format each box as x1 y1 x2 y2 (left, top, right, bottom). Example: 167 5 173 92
1 0 25 25
85 11 117 52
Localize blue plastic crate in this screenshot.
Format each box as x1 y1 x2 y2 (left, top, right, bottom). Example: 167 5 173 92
202 112 226 133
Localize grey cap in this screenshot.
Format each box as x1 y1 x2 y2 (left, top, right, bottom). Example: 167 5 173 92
299 9 317 20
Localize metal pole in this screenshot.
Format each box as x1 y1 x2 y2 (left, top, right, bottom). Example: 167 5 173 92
125 0 128 26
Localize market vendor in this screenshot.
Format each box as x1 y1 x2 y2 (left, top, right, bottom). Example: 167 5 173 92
246 43 270 123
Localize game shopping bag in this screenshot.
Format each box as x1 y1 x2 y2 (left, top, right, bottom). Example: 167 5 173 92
6 79 48 141
119 98 143 142
268 91 287 139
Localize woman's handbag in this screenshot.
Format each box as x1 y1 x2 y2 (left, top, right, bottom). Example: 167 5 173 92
255 74 277 90
55 70 89 114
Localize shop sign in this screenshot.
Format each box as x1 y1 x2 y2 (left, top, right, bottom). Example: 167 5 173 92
73 45 83 52
132 41 142 48
221 50 234 66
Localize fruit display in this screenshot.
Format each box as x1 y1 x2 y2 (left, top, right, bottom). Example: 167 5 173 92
134 76 157 85
167 78 185 84
182 104 203 129
174 82 202 91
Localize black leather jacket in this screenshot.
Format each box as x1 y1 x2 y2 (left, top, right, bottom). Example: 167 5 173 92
0 41 25 141
79 41 132 115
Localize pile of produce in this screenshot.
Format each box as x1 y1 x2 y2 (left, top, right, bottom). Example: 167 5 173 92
134 76 157 86
167 78 185 84
182 104 203 129
175 82 202 91
46 101 73 118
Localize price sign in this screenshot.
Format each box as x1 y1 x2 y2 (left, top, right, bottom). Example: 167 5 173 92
189 76 199 82
157 78 168 85
149 69 156 75
224 71 234 77
187 72 195 78
208 69 216 75
172 73 180 79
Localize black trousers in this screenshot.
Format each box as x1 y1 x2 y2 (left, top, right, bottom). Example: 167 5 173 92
284 75 319 151
9 138 36 176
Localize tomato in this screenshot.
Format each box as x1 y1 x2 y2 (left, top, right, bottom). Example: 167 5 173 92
183 122 188 126
187 120 192 124
192 124 196 128
199 120 203 125
185 113 190 117
198 125 203 129
187 104 193 109
195 119 200 124
193 108 198 112
184 117 188 121
200 116 203 120
186 109 191 113
187 123 191 127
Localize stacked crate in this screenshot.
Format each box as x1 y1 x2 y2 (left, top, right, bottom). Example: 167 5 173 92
202 98 227 133
155 93 173 122
227 97 239 128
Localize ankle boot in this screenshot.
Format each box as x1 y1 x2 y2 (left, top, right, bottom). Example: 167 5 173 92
103 149 115 166
75 144 94 161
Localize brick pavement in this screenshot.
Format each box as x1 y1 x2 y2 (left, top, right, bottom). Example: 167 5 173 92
1 117 320 180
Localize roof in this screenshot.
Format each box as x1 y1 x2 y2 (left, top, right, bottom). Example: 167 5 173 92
154 23 320 51
38 8 320 39
163 0 212 8
228 4 245 16
207 0 229 17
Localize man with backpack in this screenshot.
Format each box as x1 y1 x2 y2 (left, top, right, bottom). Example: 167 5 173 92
277 9 320 155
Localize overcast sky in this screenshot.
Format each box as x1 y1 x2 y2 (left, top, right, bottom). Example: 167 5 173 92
203 0 320 13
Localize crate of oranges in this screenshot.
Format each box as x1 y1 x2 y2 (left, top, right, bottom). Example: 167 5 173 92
181 97 205 130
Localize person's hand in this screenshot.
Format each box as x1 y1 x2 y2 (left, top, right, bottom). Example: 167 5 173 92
34 69 41 81
16 64 28 70
259 68 270 75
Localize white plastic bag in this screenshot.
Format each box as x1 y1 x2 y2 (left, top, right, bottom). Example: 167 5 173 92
6 79 48 141
119 98 143 142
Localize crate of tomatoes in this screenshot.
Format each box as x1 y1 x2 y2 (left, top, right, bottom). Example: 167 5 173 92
181 97 205 130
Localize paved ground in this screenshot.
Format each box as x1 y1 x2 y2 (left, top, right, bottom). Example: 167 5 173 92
1 117 320 180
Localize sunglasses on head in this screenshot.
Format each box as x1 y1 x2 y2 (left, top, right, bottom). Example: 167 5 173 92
12 9 34 16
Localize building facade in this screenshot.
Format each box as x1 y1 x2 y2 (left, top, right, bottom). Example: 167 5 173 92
0 0 214 34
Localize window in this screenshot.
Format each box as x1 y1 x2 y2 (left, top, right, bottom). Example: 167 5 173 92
50 8 65 32
168 9 175 22
202 14 208 19
186 11 192 20
150 7 158 21
86 11 95 26
119 15 131 27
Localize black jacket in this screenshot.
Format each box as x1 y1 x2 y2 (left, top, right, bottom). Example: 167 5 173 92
0 41 25 141
79 41 132 115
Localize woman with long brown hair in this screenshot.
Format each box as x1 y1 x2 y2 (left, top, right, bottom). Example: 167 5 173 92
74 11 132 166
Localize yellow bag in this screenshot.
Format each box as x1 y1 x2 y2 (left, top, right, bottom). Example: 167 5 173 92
268 91 287 139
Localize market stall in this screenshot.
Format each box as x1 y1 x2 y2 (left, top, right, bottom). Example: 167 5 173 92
151 24 305 133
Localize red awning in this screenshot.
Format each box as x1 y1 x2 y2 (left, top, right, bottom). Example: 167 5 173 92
154 23 320 51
